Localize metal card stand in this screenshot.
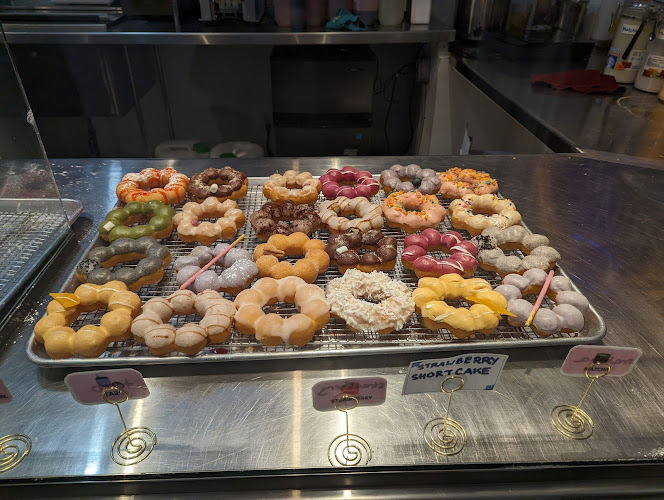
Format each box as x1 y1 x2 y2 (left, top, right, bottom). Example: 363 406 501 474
0 434 31 472
424 376 467 456
101 386 156 466
328 395 373 467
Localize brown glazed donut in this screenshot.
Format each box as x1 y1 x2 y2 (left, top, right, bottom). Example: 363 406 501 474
188 167 248 202
249 200 322 242
325 229 398 273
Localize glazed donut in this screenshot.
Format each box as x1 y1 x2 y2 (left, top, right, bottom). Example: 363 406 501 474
249 200 321 241
448 194 522 236
34 281 142 359
175 243 258 295
325 229 398 273
188 166 248 202
172 198 245 246
319 167 380 199
381 191 446 234
234 276 329 346
318 196 384 233
131 289 236 355
438 167 498 199
254 232 329 283
116 168 189 205
402 229 478 278
413 274 508 339
263 170 321 205
98 200 175 242
471 226 560 276
379 164 441 195
326 269 414 334
76 237 171 292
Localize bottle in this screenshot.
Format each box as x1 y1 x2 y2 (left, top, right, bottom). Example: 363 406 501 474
635 29 664 93
353 0 378 26
410 0 432 24
379 0 405 26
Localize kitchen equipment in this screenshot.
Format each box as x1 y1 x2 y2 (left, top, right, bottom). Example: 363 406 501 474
551 0 590 41
410 0 432 24
242 0 265 22
379 0 405 26
635 28 664 92
457 0 510 40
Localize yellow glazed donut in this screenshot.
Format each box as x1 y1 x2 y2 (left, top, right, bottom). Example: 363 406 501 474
116 168 189 205
380 191 447 234
413 274 508 339
173 198 246 246
263 170 322 205
234 276 330 346
34 281 142 359
254 232 329 283
448 194 522 236
318 196 384 233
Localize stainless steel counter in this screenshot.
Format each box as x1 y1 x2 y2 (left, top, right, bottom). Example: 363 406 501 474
1 155 664 496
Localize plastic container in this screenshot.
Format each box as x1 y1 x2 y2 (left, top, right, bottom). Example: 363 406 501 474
242 0 265 22
635 29 664 93
209 141 265 159
353 0 378 26
306 0 327 26
274 0 306 28
154 140 210 159
328 0 351 18
379 0 405 26
410 0 432 24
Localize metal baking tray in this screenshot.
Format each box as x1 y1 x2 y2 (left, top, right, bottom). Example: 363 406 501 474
27 180 606 367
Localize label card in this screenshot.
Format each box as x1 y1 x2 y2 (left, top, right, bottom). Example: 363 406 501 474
312 377 387 411
0 378 13 404
561 345 642 377
65 368 150 405
402 353 509 395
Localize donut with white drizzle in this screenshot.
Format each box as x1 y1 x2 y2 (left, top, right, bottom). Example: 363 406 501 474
402 229 478 278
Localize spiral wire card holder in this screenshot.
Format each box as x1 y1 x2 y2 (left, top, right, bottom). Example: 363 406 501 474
328 394 372 467
551 360 611 440
0 433 32 473
424 376 467 456
102 386 156 466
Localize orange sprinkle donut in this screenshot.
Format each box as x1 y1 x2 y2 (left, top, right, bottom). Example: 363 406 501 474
381 191 447 234
116 168 189 205
263 170 321 205
438 168 498 199
254 232 330 283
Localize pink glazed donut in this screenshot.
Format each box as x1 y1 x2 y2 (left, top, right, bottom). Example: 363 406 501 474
319 167 380 200
401 229 478 279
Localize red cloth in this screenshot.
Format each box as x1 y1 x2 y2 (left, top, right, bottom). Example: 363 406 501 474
531 70 624 94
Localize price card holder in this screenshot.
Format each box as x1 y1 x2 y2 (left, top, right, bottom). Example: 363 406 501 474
65 369 155 466
0 378 32 473
312 377 387 467
552 346 641 440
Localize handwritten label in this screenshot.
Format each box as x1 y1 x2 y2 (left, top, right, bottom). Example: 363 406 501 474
312 377 387 411
0 378 13 404
65 369 150 405
561 346 641 377
402 353 508 395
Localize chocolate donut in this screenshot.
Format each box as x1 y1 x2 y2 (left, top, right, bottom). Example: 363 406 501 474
249 200 321 241
326 229 397 273
188 167 248 202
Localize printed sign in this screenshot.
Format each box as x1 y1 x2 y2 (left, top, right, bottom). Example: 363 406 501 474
312 377 387 411
402 353 508 395
65 368 150 405
0 378 13 404
561 345 641 377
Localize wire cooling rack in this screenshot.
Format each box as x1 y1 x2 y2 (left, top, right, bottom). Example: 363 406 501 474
27 180 606 367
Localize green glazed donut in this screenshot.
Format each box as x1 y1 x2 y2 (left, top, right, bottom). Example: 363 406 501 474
99 200 176 241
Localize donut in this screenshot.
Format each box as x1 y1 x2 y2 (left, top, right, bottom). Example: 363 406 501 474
381 191 446 234
98 200 175 242
402 229 478 278
325 229 398 273
448 194 522 236
234 276 329 346
76 237 171 292
263 170 321 205
326 269 414 334
318 196 384 233
249 200 321 242
188 166 248 202
172 198 245 246
34 281 142 359
413 274 508 339
438 167 498 199
379 164 441 195
319 167 380 199
494 269 589 336
470 226 560 276
131 289 236 355
254 232 329 283
175 243 258 295
116 168 189 205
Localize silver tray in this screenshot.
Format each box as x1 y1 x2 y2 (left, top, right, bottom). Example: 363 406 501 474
26 180 606 367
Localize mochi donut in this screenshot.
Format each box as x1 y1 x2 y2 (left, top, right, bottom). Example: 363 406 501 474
318 196 384 233
402 229 478 278
380 164 441 195
448 194 522 236
263 170 321 205
319 166 380 199
116 167 189 205
381 191 446 234
438 167 498 199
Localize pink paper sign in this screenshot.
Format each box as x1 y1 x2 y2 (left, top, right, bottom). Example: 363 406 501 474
561 345 642 377
312 377 387 411
65 368 150 405
0 378 13 404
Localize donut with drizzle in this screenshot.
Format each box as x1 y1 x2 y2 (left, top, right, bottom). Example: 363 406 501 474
401 229 478 278
319 167 380 200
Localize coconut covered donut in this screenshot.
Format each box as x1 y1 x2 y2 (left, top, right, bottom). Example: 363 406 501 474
325 229 398 273
318 196 384 233
263 170 322 205
116 167 189 205
99 200 176 242
438 167 498 199
249 200 321 241
234 276 329 346
319 166 380 199
381 191 446 234
188 166 248 202
131 289 236 355
254 232 329 283
34 281 142 359
173 198 245 246
449 194 522 236
326 269 414 334
413 274 508 339
402 229 478 278
380 164 441 195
